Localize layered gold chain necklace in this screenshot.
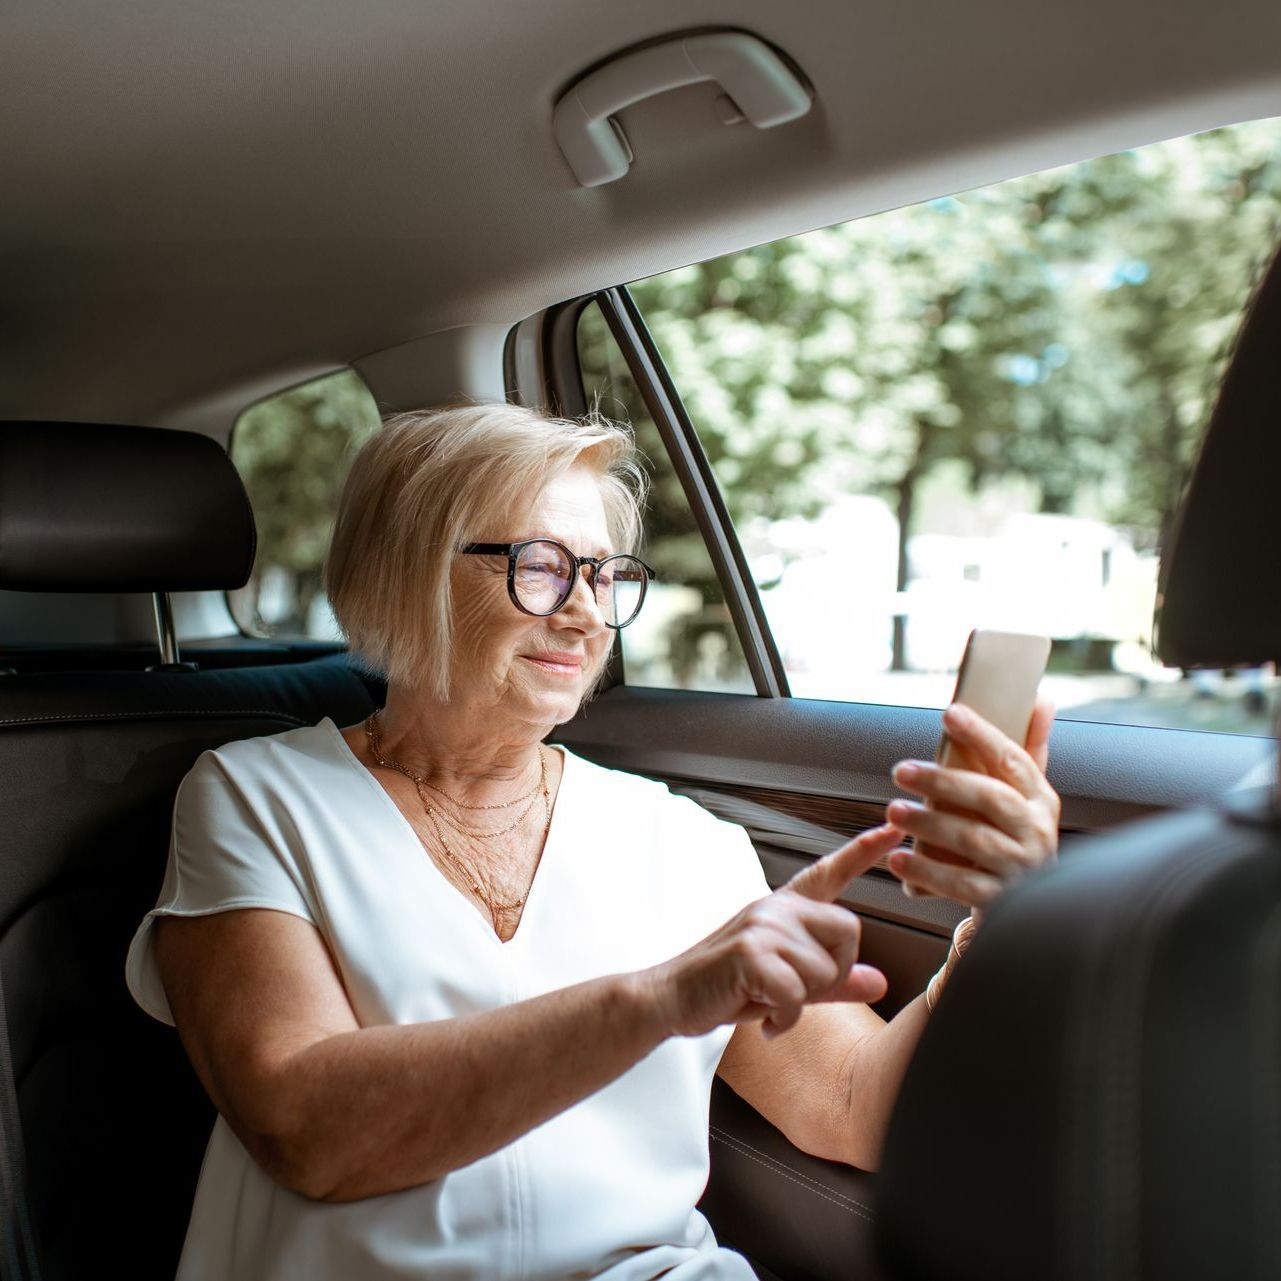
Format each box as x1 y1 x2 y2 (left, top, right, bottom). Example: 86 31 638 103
363 712 551 934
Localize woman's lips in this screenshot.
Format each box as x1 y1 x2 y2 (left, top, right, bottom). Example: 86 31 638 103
522 652 584 675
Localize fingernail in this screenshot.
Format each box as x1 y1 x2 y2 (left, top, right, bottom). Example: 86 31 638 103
893 761 921 784
887 800 918 821
945 703 972 728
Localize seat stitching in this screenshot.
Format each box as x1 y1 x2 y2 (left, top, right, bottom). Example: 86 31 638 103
0 708 310 728
709 1124 875 1214
710 1131 875 1223
709 1128 875 1221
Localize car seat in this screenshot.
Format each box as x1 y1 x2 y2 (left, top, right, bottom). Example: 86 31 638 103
0 422 376 1280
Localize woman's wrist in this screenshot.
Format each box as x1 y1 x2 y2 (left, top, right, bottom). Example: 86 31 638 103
619 966 678 1042
924 914 979 1013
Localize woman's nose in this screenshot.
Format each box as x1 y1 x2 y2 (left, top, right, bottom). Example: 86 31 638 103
557 568 606 631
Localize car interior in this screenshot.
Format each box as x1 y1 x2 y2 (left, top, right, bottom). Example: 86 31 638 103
3 3 1280 1279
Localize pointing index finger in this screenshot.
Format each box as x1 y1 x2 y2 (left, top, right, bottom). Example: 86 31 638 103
784 824 903 902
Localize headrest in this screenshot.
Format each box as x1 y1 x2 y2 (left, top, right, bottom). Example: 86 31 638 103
1156 241 1281 666
0 422 256 592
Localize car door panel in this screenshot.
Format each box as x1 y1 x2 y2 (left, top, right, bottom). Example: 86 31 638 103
702 1079 890 1281
557 685 1271 831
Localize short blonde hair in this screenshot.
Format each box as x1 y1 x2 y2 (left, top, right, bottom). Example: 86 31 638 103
325 402 647 699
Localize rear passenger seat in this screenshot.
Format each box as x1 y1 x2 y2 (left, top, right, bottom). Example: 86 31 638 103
0 422 378 1280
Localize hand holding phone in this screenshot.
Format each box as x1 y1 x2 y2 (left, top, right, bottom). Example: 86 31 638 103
886 627 1055 906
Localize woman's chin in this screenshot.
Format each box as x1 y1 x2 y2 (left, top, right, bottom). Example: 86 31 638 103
506 661 601 725
516 684 585 726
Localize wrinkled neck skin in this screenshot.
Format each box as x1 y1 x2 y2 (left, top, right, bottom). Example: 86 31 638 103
372 681 561 806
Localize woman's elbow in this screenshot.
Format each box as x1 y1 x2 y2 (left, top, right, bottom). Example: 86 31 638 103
237 1119 340 1202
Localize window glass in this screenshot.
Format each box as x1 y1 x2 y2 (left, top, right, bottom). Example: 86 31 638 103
228 370 380 639
622 119 1281 733
578 303 753 693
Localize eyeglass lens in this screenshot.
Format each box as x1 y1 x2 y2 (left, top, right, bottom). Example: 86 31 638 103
513 540 646 626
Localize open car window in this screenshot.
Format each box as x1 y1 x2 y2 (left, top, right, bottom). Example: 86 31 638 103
578 302 754 694
227 370 380 641
582 117 1281 735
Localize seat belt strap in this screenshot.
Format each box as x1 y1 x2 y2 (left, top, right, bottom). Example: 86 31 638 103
0 968 41 1281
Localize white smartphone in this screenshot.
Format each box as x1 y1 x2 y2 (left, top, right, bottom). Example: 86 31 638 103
904 628 1051 893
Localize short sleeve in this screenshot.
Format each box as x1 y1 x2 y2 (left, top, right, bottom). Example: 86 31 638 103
706 812 773 920
655 788 773 936
124 746 319 1026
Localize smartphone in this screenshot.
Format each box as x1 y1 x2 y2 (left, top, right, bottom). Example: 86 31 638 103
904 628 1051 893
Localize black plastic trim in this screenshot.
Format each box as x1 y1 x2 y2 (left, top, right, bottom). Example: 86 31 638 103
558 685 1275 833
543 297 594 418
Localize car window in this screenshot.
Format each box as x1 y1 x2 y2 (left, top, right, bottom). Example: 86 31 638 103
609 118 1281 734
578 302 754 693
228 370 380 640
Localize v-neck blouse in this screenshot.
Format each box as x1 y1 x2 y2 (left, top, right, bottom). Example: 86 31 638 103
339 718 560 948
125 717 772 1281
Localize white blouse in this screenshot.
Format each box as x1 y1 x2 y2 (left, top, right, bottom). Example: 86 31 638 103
125 717 772 1280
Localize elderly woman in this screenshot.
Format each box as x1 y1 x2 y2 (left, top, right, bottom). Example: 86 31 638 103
125 403 1059 1280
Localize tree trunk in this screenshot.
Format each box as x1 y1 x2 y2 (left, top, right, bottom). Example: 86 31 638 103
1156 392 1185 556
292 566 324 635
1038 406 1072 514
891 419 936 672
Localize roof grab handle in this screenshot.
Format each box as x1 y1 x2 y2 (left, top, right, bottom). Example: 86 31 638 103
553 31 813 188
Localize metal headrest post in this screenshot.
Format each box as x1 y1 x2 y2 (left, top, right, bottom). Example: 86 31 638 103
147 591 199 673
1272 695 1281 819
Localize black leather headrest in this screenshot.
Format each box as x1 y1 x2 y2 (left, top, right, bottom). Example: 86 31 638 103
1156 242 1281 666
0 422 256 592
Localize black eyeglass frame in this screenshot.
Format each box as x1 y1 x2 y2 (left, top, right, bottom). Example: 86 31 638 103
460 539 656 628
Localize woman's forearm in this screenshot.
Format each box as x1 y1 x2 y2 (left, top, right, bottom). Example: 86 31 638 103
268 970 665 1202
842 993 931 1171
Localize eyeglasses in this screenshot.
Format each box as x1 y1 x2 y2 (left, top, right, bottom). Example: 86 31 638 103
460 539 654 628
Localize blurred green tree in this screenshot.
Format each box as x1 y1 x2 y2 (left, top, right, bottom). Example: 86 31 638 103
230 370 380 634
581 120 1281 672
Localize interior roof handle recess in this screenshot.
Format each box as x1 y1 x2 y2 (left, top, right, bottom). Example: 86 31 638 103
553 31 813 188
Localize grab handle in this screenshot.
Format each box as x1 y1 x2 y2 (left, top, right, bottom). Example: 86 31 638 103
553 31 812 187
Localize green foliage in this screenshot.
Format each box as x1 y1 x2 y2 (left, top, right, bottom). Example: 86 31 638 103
580 118 1281 671
231 370 380 632
629 122 1280 537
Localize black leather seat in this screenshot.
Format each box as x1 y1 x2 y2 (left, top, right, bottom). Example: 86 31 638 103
0 423 377 1280
874 244 1281 1281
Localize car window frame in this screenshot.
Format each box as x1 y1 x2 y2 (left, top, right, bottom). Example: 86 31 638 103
516 287 789 698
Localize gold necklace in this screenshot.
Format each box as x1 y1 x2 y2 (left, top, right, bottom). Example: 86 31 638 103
419 778 551 929
364 713 551 933
366 711 544 812
430 798 541 841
